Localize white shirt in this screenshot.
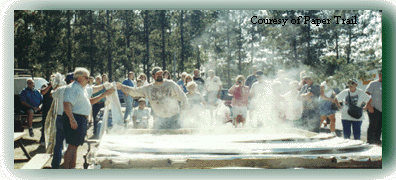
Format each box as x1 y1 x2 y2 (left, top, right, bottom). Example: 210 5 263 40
321 81 333 98
336 88 371 121
132 107 150 121
63 81 93 116
124 79 188 118
365 80 382 112
205 76 222 92
250 80 271 98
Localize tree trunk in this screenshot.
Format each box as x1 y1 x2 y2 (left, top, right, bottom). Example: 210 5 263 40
107 10 113 81
161 10 166 70
67 10 72 72
180 10 185 72
144 10 150 81
125 11 132 72
89 10 94 74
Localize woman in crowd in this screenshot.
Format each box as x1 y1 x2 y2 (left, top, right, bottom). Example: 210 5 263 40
186 81 206 108
183 74 193 93
185 81 207 127
163 70 172 80
228 75 249 127
334 79 371 140
319 76 338 135
138 73 149 86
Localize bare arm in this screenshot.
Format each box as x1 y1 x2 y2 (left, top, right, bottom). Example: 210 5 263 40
228 84 237 94
320 85 333 101
300 91 314 100
40 83 52 95
90 88 115 105
92 84 105 94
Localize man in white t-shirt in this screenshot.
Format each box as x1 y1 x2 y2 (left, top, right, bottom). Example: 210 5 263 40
335 79 371 140
117 67 188 129
365 69 382 145
205 70 222 106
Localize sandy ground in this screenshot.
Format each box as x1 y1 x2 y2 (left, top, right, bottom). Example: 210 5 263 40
14 111 374 169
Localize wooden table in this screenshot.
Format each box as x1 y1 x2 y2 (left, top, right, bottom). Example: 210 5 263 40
14 132 31 161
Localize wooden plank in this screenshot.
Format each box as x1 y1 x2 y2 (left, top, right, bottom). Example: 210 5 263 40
14 132 26 141
21 154 51 169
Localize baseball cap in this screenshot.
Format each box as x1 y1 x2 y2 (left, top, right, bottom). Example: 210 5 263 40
66 72 74 81
151 67 163 75
138 98 146 103
256 70 264 76
347 79 358 85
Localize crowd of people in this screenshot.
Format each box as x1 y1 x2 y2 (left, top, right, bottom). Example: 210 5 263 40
18 65 382 169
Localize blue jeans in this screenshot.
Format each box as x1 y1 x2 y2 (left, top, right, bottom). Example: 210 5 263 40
124 96 134 120
51 115 65 169
342 120 362 140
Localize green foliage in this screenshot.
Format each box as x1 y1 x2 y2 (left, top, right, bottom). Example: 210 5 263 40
14 10 381 84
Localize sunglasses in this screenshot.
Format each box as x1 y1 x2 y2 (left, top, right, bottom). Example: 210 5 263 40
82 76 89 80
348 82 356 85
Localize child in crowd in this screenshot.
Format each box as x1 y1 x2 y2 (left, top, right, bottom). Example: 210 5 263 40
132 98 150 129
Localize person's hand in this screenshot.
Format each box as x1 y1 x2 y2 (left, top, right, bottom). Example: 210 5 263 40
367 106 374 113
69 118 78 130
105 88 116 96
116 82 123 90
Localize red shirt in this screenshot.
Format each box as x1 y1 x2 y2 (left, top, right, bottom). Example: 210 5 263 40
229 85 249 107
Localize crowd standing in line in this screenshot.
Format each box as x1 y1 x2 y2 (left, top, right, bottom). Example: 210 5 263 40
23 64 381 169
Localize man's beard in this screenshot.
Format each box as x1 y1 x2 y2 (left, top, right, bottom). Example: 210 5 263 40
155 76 163 82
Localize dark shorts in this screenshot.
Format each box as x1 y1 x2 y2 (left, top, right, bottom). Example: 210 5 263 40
62 112 88 147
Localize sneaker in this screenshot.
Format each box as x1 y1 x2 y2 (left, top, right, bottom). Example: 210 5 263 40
29 128 34 137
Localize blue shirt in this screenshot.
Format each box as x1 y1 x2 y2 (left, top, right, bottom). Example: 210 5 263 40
122 79 135 97
177 79 188 93
20 88 43 108
122 79 135 87
63 81 93 116
176 79 184 86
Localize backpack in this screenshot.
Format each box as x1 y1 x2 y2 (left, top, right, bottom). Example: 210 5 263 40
347 91 363 119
